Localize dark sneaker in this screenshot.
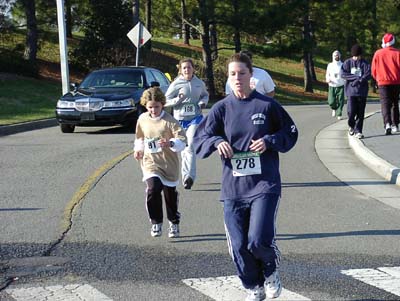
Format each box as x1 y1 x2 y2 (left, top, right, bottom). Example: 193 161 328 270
183 177 193 190
348 128 355 136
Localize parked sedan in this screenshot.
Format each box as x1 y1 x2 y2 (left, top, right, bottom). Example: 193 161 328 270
55 66 170 133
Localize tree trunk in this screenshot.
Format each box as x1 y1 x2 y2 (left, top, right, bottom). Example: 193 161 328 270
302 3 313 92
309 52 316 81
22 0 38 62
210 22 218 60
370 0 377 93
198 0 215 98
232 0 241 52
65 0 73 38
145 0 151 49
181 0 190 45
303 52 313 92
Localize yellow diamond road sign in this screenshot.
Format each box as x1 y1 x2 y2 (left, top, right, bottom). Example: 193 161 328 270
127 22 151 48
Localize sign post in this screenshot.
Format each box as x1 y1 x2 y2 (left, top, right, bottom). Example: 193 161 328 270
56 0 70 94
127 22 152 66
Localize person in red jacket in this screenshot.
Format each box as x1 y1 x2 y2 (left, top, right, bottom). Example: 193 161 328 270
372 33 400 135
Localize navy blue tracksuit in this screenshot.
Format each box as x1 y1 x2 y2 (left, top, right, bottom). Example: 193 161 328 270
193 91 298 289
341 57 371 134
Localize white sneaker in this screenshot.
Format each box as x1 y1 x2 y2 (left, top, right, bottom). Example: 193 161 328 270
245 285 266 301
151 223 162 237
355 133 364 139
331 110 336 117
391 125 398 133
385 123 392 135
168 222 180 238
337 116 342 120
265 271 282 299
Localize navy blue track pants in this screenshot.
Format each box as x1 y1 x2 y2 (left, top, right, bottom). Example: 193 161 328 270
223 193 281 289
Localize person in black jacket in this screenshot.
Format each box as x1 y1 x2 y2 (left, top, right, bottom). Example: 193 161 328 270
341 44 371 139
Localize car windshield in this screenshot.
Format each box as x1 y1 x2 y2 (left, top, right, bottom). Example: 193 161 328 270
80 70 144 89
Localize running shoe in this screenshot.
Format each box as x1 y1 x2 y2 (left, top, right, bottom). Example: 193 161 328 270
391 125 398 134
245 285 266 301
168 222 180 238
385 123 392 135
331 110 336 117
265 271 282 299
355 133 364 139
151 223 162 237
348 127 355 136
183 177 193 189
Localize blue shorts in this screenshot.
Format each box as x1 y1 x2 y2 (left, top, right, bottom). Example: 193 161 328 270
179 115 203 130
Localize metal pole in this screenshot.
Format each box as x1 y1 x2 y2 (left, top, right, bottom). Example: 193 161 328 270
56 0 70 94
135 22 142 66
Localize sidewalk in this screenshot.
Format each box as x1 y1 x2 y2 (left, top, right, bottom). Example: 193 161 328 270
361 111 400 169
316 109 400 210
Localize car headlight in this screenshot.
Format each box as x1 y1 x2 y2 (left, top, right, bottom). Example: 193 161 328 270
57 100 76 108
103 98 135 108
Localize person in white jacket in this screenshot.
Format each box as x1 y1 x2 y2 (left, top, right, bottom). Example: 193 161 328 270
326 50 346 120
165 58 209 189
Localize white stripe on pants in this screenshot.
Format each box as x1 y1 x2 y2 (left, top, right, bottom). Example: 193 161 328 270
181 122 198 183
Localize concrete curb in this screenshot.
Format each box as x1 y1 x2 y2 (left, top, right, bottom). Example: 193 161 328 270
348 111 400 186
316 112 400 210
0 118 58 137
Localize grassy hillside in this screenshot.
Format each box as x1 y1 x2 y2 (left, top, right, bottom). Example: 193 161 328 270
0 30 378 125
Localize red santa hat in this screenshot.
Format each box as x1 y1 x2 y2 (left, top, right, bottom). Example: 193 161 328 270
382 33 395 48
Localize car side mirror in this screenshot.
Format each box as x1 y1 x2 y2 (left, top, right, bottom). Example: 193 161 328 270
70 82 78 92
150 81 160 87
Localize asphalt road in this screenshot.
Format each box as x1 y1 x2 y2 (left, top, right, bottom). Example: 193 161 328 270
1 104 399 300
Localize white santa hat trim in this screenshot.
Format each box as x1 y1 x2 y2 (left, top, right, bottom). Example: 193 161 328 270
382 33 395 48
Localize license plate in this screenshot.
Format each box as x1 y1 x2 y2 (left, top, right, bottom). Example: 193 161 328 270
81 113 95 121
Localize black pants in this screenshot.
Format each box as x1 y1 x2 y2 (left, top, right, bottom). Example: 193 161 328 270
347 96 366 134
379 85 400 127
145 177 180 225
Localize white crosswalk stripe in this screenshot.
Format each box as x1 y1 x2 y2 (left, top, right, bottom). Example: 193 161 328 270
341 266 400 297
182 275 310 301
6 284 112 301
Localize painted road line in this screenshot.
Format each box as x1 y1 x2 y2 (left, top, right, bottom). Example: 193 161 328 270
6 284 112 300
62 151 133 231
182 275 311 301
341 267 400 296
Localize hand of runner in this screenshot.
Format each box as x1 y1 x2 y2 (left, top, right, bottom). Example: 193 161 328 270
134 150 143 160
217 141 234 159
158 138 170 148
249 138 266 153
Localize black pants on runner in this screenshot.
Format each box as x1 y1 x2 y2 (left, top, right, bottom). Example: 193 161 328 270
347 96 366 134
379 85 400 127
145 177 180 225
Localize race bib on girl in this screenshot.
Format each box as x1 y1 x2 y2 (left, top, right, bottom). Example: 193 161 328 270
180 103 196 116
144 138 161 153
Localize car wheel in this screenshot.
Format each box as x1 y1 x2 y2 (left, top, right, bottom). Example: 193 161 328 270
60 124 75 133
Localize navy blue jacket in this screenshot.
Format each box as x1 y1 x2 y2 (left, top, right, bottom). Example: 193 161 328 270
341 57 371 98
193 91 298 201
